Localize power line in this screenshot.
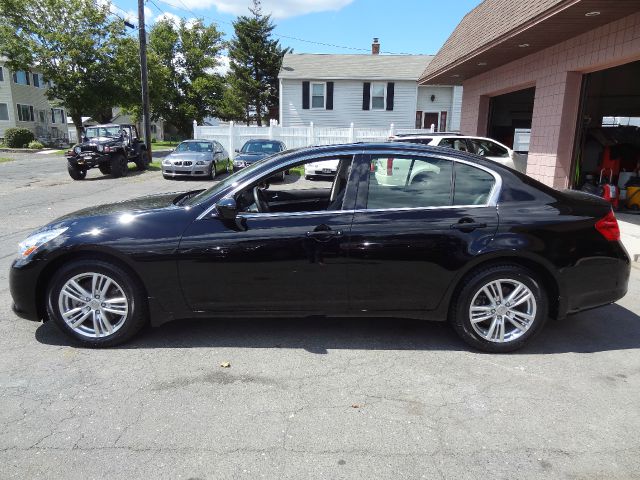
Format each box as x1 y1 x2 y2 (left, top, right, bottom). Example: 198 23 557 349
150 0 409 54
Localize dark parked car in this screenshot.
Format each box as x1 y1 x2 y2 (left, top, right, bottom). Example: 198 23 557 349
10 143 629 352
233 139 286 180
66 124 150 179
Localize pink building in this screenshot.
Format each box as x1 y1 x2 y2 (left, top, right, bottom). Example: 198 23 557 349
420 0 640 190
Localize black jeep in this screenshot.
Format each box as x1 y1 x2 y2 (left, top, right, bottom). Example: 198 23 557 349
66 124 150 180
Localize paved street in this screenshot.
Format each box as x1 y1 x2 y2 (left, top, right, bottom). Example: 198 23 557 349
0 152 639 479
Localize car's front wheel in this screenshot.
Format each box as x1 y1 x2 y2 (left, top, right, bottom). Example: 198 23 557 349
450 265 548 352
135 149 150 171
46 259 148 347
67 164 86 180
110 154 128 178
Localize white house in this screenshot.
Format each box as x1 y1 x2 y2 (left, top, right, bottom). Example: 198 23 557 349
278 40 463 131
0 58 69 145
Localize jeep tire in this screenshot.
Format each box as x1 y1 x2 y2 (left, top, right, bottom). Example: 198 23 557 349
67 163 87 180
110 153 128 178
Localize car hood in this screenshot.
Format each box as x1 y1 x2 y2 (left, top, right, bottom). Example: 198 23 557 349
236 152 269 163
53 191 194 222
166 152 211 161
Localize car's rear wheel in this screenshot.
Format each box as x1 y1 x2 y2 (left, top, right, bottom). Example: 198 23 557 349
209 162 216 179
135 149 150 171
46 259 148 347
110 154 128 178
450 265 548 352
98 163 111 175
67 164 86 180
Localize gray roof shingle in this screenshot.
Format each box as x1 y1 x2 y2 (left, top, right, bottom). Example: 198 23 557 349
421 0 566 80
279 53 433 81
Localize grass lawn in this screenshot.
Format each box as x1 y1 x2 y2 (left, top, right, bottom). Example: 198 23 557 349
0 157 14 164
153 140 182 148
288 165 304 176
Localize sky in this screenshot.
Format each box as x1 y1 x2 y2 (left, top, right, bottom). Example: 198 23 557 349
110 0 481 56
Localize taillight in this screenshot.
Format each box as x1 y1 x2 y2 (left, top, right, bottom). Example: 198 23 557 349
387 158 394 176
595 210 620 241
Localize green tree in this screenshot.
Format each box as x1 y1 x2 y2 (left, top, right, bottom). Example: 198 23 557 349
148 18 224 137
0 0 139 142
227 0 289 126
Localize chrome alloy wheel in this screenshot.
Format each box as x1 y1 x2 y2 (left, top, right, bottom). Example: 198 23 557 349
57 272 129 338
468 279 537 343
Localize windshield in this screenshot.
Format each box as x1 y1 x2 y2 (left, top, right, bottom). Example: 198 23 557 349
241 141 282 154
182 156 272 206
175 141 214 153
85 126 123 139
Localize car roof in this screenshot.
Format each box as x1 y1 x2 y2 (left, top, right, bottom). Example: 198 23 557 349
185 139 213 143
89 124 133 128
243 139 284 144
392 132 462 137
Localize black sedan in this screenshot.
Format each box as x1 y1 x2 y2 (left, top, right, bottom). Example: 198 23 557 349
233 139 286 180
10 143 630 352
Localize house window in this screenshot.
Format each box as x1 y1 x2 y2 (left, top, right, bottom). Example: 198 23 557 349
13 71 30 85
32 73 45 88
51 108 64 124
371 83 386 110
311 82 325 109
17 104 34 122
0 103 9 121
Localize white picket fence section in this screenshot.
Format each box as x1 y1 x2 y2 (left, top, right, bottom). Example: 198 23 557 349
193 120 428 160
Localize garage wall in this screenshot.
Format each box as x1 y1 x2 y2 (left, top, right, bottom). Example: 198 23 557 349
460 12 640 188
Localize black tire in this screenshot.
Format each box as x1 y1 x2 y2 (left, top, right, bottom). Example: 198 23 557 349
135 149 150 171
67 164 86 180
209 162 216 179
449 264 548 353
46 259 148 347
305 175 312 180
98 163 111 175
110 153 128 178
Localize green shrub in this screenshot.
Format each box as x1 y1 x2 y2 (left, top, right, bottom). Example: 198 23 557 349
28 140 45 149
151 137 157 143
4 128 35 148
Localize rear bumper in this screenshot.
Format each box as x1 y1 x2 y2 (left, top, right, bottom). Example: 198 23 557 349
560 243 630 315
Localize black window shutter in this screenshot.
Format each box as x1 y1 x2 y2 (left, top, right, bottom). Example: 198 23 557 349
26 72 30 85
29 106 34 121
386 82 395 111
302 81 310 109
362 82 371 110
326 82 334 110
12 72 17 83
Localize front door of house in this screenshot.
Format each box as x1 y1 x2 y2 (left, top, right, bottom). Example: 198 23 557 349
423 112 439 131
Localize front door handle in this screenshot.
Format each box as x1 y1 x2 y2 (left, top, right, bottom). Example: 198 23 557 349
450 219 487 232
306 229 343 241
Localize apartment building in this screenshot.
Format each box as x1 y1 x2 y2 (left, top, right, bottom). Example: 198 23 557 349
0 58 69 145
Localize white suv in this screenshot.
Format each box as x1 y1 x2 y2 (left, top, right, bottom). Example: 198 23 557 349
389 134 526 172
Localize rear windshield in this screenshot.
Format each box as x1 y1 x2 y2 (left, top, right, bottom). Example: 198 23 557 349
241 142 282 154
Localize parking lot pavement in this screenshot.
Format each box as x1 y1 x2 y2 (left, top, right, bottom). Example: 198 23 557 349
1 154 640 479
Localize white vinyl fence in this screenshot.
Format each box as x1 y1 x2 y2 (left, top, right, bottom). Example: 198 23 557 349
193 120 427 160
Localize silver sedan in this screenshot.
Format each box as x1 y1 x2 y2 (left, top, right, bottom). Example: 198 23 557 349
162 140 230 179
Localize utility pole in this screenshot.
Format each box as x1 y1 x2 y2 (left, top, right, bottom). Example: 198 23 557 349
137 0 152 160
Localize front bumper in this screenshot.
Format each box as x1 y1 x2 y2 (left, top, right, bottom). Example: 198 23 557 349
67 153 107 169
162 163 210 177
9 257 44 321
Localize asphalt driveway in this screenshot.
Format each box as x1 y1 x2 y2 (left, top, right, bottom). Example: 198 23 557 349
0 152 639 479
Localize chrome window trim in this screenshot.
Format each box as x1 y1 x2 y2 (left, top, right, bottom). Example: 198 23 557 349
197 148 502 220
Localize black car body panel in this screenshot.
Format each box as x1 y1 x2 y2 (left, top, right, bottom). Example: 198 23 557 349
10 143 630 330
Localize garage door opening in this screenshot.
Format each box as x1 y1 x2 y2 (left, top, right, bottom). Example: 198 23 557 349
573 60 640 210
487 87 535 150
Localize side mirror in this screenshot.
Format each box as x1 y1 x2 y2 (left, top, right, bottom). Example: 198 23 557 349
215 149 223 154
216 197 237 220
234 149 240 153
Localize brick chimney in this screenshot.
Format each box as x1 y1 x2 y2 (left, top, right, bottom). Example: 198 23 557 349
372 38 380 55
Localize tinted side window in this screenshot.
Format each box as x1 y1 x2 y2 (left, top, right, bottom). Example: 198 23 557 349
439 138 471 152
453 163 495 205
469 139 509 158
367 156 452 209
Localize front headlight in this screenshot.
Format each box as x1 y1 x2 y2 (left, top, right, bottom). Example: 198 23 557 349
18 227 68 258
73 146 81 155
162 159 171 166
233 161 245 167
196 160 206 165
